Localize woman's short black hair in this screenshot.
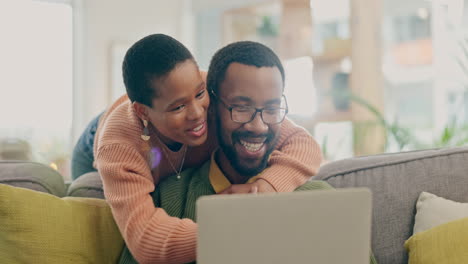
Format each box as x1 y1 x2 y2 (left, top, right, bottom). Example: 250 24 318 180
122 34 194 107
206 41 285 96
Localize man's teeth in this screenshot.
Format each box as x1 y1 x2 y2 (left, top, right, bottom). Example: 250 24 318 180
192 124 203 132
240 140 263 152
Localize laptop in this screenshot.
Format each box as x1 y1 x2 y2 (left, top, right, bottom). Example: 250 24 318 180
196 188 372 264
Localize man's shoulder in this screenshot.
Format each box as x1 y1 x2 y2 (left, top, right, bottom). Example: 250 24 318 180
294 180 334 191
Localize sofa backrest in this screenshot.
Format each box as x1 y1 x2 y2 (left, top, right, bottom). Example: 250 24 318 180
313 147 468 264
67 171 104 199
0 160 66 197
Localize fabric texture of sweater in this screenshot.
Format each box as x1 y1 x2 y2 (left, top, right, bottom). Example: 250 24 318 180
94 95 323 264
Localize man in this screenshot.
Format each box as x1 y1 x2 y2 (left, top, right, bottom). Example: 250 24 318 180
120 41 376 264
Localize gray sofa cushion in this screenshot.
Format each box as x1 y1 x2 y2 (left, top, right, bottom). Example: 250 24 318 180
314 147 468 264
67 171 104 199
0 160 66 197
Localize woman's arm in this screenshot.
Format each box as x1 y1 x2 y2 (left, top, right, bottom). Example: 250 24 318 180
260 118 323 192
96 144 197 264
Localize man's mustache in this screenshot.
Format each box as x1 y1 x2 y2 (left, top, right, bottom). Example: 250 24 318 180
232 131 274 142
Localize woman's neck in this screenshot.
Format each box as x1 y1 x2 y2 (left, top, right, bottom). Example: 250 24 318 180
151 125 183 152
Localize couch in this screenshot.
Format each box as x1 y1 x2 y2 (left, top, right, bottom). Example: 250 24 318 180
1 146 468 264
0 161 118 264
314 146 468 264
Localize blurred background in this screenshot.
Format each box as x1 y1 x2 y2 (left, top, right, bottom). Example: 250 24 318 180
1 0 468 180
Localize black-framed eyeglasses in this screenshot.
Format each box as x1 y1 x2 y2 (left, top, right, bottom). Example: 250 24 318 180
211 90 289 125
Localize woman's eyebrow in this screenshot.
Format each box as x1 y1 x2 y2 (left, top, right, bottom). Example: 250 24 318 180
167 81 206 108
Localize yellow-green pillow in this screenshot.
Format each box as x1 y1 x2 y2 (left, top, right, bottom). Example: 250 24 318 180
405 216 468 264
0 184 124 264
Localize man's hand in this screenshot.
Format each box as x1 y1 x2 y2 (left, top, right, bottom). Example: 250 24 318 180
219 178 276 194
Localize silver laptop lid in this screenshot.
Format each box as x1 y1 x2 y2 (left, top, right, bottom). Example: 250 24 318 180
197 188 372 264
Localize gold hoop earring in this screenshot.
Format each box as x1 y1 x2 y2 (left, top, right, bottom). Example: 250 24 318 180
141 120 150 141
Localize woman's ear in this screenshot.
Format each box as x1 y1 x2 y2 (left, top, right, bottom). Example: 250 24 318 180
132 102 149 121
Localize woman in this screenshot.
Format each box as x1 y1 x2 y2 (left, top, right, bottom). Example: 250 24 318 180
71 34 322 263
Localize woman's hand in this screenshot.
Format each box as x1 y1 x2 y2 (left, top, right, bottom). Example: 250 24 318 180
219 178 276 194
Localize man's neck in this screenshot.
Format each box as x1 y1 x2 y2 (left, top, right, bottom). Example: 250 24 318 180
215 150 247 184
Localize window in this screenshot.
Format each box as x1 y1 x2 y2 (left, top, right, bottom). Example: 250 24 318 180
382 0 468 151
0 0 73 178
283 57 317 118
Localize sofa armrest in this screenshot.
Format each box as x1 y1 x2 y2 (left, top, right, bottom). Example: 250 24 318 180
0 160 66 197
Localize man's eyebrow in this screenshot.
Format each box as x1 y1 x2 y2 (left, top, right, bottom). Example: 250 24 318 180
230 96 252 103
229 96 282 105
265 98 282 105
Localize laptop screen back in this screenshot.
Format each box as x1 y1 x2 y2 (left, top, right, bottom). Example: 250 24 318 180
197 188 372 264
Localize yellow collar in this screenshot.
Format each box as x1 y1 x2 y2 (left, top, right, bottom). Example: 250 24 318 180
208 150 258 193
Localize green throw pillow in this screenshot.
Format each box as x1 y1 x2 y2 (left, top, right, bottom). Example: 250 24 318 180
0 184 124 264
405 217 468 264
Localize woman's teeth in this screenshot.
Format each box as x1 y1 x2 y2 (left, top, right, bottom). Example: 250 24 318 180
192 123 203 132
240 140 263 152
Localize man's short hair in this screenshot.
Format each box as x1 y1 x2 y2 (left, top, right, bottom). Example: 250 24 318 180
122 34 194 107
206 41 285 96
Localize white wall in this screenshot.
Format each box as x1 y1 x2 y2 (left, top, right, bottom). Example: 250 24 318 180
73 0 190 143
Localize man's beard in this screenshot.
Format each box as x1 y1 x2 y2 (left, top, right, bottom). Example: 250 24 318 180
216 117 278 179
